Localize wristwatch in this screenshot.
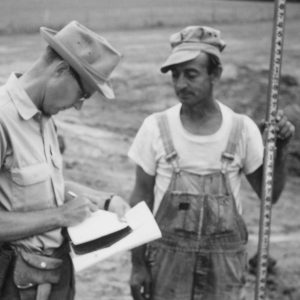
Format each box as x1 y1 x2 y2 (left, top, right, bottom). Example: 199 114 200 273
104 195 114 211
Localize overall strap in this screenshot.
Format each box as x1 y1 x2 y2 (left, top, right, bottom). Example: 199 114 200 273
156 113 180 172
221 113 245 173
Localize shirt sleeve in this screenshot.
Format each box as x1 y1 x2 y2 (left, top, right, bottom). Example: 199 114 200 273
242 116 264 175
128 115 158 176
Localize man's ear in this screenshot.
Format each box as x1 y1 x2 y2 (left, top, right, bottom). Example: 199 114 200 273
54 60 69 77
211 65 222 84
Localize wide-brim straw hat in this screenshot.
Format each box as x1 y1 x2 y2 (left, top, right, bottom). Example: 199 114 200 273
40 21 122 99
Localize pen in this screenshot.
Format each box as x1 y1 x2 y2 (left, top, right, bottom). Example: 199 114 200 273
67 191 78 199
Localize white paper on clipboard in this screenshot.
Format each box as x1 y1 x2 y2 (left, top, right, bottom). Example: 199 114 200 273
71 201 161 272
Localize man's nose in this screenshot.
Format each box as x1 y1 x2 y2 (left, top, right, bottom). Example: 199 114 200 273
175 74 188 89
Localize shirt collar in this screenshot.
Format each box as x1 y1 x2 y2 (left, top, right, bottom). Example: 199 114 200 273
5 73 41 121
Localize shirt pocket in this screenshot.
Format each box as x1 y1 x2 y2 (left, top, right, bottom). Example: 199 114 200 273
10 163 53 211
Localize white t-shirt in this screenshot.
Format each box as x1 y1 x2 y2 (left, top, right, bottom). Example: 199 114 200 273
128 102 263 215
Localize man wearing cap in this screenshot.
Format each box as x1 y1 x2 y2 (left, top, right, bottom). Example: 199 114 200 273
129 26 295 300
0 21 129 300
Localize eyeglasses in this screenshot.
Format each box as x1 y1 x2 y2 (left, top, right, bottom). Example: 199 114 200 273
68 66 91 101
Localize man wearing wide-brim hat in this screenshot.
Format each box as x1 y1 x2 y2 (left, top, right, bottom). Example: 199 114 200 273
129 25 295 300
0 21 129 300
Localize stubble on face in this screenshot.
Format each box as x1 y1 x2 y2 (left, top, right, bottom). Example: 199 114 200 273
171 53 214 109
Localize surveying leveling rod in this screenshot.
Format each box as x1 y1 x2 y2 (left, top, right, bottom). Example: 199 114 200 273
254 0 287 299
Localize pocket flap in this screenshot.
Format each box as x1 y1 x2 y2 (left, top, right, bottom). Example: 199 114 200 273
14 252 63 288
11 163 50 186
21 252 63 270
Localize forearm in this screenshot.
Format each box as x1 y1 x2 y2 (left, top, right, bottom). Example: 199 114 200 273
257 109 295 203
129 164 155 265
129 166 155 210
130 185 154 265
129 187 154 210
0 207 63 242
272 143 289 202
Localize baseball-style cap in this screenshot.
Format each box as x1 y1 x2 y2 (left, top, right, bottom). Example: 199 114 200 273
161 26 226 73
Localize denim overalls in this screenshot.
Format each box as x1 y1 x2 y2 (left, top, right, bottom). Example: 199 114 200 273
147 113 248 300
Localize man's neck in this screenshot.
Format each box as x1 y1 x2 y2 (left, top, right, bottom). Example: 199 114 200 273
180 99 222 135
18 60 46 111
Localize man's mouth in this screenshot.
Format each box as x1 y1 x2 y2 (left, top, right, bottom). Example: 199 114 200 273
178 91 193 98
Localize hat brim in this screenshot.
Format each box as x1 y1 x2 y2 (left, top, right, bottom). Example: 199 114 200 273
160 44 221 73
40 27 115 100
161 50 201 73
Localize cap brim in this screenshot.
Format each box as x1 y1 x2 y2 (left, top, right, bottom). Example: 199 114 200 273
161 50 201 73
161 45 221 73
40 27 115 100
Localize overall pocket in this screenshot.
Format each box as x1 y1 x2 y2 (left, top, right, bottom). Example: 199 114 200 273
148 245 196 300
211 248 247 291
203 194 238 235
157 191 203 234
193 248 247 300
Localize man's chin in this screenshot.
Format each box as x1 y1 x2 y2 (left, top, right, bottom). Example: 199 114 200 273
42 109 58 117
178 96 194 104
177 92 194 101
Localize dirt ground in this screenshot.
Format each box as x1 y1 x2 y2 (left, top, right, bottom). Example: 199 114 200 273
0 17 300 300
64 122 300 300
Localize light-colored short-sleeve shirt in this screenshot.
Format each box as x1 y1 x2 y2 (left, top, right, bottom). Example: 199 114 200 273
128 102 264 215
0 73 65 253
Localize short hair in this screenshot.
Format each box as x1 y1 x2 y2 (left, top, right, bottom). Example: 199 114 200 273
43 46 63 65
206 53 222 75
